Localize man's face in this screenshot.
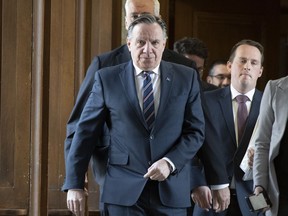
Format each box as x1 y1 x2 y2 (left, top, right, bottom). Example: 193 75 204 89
227 44 263 93
207 64 231 88
125 0 156 30
127 23 166 71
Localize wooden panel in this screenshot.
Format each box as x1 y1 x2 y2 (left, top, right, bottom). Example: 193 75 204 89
47 0 77 210
90 0 113 59
0 0 32 209
47 0 114 212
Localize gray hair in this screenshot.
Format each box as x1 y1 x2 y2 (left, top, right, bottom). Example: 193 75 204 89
127 14 167 40
125 0 160 16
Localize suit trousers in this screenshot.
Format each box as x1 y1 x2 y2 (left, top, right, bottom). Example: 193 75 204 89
106 180 187 216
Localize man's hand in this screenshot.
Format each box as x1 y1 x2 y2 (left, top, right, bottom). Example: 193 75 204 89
211 187 230 213
254 185 263 195
191 186 212 211
247 148 254 168
67 189 87 216
143 159 170 181
253 186 270 212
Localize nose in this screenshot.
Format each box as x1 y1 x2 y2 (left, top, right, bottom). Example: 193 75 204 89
244 61 251 70
143 42 152 54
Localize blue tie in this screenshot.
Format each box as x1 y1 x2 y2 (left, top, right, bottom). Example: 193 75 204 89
142 71 155 130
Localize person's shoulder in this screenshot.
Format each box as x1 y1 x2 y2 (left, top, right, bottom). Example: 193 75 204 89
161 60 198 79
91 44 130 68
204 86 227 98
270 75 288 90
98 60 130 73
201 81 218 92
98 44 128 58
162 48 197 69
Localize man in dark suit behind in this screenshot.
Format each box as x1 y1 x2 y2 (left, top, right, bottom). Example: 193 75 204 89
63 14 205 216
195 39 264 215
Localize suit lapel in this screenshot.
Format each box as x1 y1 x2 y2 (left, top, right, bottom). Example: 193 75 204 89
118 61 146 128
219 87 237 145
240 90 262 145
155 62 173 129
236 90 262 165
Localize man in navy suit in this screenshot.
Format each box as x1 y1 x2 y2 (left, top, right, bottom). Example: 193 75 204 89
63 14 205 216
64 0 196 186
64 0 199 214
193 39 264 215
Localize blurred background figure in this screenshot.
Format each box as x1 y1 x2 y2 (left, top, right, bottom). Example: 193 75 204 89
173 37 208 79
206 59 231 88
174 37 217 91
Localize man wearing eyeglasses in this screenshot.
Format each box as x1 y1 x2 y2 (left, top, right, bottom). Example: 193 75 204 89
206 59 231 88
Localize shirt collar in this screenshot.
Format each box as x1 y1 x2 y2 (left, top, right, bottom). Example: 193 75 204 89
134 64 160 76
230 84 255 101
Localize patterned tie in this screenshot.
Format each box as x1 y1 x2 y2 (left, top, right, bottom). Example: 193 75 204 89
142 71 155 130
235 95 249 143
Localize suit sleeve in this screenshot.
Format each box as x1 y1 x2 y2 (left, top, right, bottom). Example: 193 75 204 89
64 57 100 163
62 71 107 191
190 156 208 190
198 98 230 185
253 81 274 189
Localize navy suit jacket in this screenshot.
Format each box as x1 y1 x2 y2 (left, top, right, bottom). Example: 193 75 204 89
64 45 199 186
197 86 262 215
62 60 205 207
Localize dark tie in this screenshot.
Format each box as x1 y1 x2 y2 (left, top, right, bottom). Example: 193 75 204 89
142 71 155 130
235 95 249 143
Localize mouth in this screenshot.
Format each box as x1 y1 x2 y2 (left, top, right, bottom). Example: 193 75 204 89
241 73 251 78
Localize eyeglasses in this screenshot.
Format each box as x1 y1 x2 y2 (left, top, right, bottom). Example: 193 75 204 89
210 74 231 81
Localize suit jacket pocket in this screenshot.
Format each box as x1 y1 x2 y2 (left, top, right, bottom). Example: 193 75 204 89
109 152 129 165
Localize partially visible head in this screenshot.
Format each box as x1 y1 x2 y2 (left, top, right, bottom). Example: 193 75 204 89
173 37 208 79
227 39 264 93
127 14 167 71
206 60 231 88
125 0 160 30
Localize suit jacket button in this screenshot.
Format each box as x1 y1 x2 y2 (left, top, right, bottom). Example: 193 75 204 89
148 161 152 166
150 135 154 140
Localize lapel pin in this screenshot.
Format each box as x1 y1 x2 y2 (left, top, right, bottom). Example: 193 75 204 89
166 77 171 82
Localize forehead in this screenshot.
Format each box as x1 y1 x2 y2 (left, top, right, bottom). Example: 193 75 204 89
235 44 262 60
213 64 227 73
130 23 164 39
126 1 155 15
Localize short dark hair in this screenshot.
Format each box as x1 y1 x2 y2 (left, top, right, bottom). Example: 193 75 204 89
208 59 227 76
127 14 167 40
229 39 264 64
173 37 208 60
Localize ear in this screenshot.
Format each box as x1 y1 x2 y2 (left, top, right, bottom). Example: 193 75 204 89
125 16 129 30
162 40 167 49
258 66 264 77
127 38 131 51
206 76 212 84
226 61 232 72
